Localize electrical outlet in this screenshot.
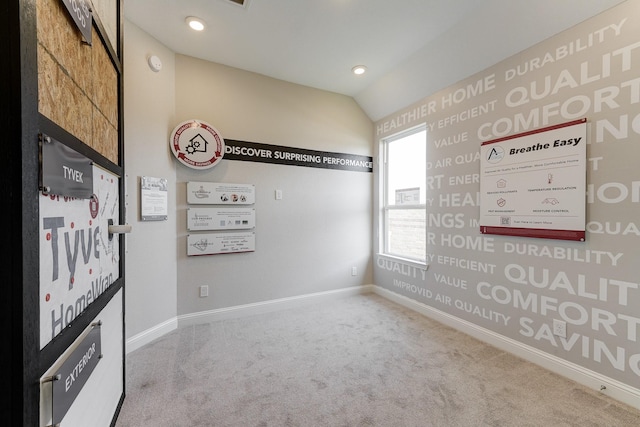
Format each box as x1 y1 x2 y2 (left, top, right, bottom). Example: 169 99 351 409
552 319 566 338
351 266 357 276
199 285 209 298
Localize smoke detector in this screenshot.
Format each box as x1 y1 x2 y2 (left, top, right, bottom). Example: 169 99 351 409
224 0 251 9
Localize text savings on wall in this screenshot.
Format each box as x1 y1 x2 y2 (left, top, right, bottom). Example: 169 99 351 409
170 119 225 169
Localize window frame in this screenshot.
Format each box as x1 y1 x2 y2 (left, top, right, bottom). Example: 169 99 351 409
380 124 428 265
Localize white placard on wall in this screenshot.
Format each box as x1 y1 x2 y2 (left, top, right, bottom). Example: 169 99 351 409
187 181 255 205
187 231 255 256
140 176 168 221
187 207 256 231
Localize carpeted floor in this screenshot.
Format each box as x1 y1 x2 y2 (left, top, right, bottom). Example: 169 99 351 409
115 293 640 426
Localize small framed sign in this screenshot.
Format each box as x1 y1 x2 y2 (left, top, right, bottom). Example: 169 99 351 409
140 176 168 221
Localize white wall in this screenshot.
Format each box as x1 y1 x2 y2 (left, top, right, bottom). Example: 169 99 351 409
123 21 178 349
123 24 374 347
173 55 373 316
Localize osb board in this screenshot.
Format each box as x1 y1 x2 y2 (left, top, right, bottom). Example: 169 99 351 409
93 107 118 162
37 0 119 164
37 0 92 99
38 43 93 143
92 36 118 129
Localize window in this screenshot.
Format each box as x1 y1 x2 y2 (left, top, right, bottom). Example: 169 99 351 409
381 126 427 263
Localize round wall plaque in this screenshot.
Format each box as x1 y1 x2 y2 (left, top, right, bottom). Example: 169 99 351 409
170 119 225 170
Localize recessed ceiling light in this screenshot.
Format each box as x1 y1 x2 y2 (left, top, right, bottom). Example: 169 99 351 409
186 16 205 31
352 65 367 75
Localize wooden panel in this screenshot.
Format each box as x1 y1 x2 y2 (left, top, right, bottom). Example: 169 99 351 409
37 0 92 95
37 0 119 163
92 37 118 129
38 44 93 143
93 106 119 162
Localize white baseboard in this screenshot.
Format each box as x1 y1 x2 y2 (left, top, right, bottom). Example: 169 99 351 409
177 285 374 327
125 317 178 354
372 285 640 412
125 285 374 353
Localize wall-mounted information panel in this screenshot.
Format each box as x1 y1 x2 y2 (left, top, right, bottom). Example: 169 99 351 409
187 207 256 231
187 231 256 256
479 119 586 241
186 181 256 256
140 176 168 221
187 181 255 205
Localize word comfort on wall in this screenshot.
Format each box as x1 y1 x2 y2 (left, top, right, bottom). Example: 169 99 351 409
374 1 640 390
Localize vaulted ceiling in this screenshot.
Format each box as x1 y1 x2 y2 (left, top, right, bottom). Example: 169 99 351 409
125 0 625 121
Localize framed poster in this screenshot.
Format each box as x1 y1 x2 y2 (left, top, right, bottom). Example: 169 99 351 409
479 119 587 241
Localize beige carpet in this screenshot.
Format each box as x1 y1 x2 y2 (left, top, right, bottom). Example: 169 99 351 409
115 293 640 426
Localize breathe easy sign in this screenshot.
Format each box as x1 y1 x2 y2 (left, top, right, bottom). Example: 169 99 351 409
479 119 587 241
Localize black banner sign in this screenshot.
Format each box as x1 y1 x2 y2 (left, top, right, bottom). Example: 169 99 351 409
41 133 94 199
224 139 373 173
52 325 102 424
61 0 93 45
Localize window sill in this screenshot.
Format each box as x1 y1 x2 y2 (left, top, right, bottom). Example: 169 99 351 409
376 253 429 270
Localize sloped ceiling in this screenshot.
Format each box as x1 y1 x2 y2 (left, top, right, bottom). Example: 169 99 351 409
125 0 626 121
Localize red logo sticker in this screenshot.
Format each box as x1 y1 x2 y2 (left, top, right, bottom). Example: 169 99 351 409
170 119 225 170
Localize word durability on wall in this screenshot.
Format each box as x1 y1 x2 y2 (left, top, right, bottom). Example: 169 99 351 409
374 1 640 388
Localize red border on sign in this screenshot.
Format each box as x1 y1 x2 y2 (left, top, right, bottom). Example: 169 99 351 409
481 118 586 146
479 118 587 242
480 226 585 241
